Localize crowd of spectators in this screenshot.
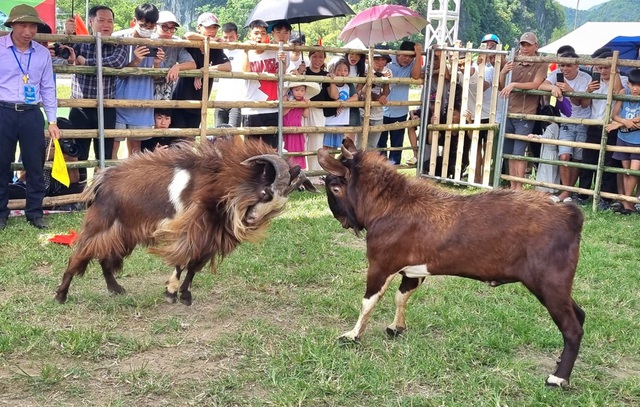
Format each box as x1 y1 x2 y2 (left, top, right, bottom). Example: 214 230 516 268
3 1 640 229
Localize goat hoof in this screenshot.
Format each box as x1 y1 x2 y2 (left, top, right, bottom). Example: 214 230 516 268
545 375 568 388
179 292 192 306
386 326 405 338
108 285 126 295
54 292 68 304
164 290 177 304
337 335 359 346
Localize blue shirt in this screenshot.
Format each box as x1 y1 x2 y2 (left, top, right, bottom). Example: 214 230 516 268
617 88 640 144
0 33 57 121
114 29 156 126
384 55 416 118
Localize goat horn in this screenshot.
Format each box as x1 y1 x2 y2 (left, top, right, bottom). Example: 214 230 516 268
242 154 291 194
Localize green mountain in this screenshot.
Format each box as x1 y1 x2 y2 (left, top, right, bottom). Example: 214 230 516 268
563 0 640 29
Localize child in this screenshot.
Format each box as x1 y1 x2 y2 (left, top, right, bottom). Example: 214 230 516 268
141 109 175 152
323 59 359 149
283 82 320 169
606 68 640 214
356 50 390 150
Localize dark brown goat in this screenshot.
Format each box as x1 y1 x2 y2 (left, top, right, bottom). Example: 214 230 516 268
56 137 313 305
317 139 585 388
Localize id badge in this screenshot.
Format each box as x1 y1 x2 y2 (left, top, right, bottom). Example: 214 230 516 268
23 84 37 104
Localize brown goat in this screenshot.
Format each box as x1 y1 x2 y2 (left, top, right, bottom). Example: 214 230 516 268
56 137 313 305
317 139 585 388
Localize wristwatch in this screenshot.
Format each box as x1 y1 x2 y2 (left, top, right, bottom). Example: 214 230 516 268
49 121 58 125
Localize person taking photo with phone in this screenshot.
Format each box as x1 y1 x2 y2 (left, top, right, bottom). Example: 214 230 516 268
538 51 592 202
111 3 165 158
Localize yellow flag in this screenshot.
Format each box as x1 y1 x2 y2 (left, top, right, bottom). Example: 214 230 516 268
51 139 70 187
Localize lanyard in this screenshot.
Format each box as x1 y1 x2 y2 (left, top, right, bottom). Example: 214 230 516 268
11 46 32 84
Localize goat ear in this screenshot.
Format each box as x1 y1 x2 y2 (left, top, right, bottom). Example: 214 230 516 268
341 138 358 154
317 148 348 178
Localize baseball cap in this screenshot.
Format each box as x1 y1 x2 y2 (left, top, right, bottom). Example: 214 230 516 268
157 10 180 27
372 44 392 62
519 32 538 45
197 12 219 27
481 34 500 44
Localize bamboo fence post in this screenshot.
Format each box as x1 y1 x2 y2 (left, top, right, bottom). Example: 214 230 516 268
200 39 211 142
467 44 488 185
484 44 502 185
361 47 375 149
591 51 619 211
428 47 447 176
454 44 472 181
441 49 459 179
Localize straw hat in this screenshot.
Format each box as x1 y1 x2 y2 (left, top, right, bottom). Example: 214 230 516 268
4 4 45 27
284 81 321 99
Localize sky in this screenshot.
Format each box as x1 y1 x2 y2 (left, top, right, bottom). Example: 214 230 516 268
555 0 612 10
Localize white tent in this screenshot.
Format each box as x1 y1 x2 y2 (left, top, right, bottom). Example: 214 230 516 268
539 22 640 56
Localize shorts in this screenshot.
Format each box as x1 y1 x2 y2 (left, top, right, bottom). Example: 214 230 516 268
612 138 640 161
114 122 153 141
503 118 533 156
558 124 587 160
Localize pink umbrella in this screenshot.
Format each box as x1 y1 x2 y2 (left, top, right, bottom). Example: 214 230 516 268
339 5 427 46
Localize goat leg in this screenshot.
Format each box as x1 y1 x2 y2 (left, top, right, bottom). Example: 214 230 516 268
165 266 183 303
340 272 396 342
178 267 197 306
55 255 91 303
99 258 126 295
386 275 424 337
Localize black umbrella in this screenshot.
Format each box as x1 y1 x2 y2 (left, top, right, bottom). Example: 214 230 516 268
244 0 354 27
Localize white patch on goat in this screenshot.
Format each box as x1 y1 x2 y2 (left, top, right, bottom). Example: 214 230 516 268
546 374 568 387
166 269 180 294
168 169 190 214
400 264 430 279
341 274 396 341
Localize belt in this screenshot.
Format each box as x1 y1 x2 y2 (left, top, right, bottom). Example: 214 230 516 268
0 101 40 111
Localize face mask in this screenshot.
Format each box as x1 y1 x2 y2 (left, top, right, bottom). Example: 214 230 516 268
135 24 155 38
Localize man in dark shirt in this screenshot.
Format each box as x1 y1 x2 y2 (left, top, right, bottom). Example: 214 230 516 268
64 5 127 177
172 12 231 129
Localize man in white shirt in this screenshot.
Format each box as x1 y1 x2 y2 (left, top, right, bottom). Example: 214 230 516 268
539 51 592 202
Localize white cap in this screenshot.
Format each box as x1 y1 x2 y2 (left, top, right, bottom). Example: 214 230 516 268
197 12 219 27
157 11 180 27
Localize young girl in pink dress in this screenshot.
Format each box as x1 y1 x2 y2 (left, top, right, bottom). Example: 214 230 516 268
283 82 320 169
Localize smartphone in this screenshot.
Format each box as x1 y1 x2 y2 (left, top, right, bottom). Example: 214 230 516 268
592 71 601 82
556 72 564 83
147 47 158 58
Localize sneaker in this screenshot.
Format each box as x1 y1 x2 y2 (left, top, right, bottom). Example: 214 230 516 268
406 157 418 165
562 197 573 203
549 195 561 203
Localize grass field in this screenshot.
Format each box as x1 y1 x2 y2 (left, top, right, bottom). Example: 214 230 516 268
1 188 639 406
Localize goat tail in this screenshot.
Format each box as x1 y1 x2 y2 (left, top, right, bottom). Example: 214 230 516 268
81 167 112 207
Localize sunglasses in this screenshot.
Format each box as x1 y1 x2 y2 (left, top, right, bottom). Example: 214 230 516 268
161 24 178 33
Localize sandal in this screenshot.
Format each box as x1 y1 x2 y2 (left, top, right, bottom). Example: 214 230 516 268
549 195 561 203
